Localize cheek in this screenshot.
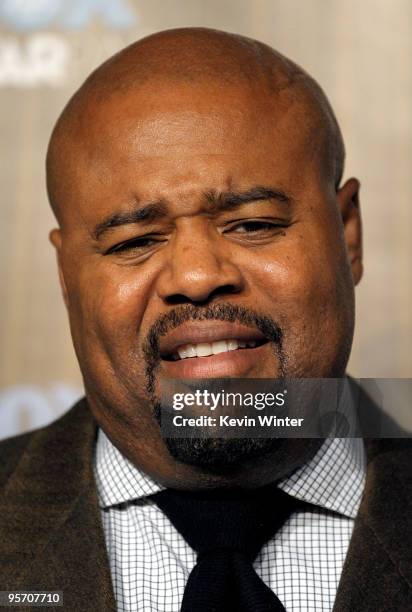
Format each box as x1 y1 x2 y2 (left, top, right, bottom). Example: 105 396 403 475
241 229 353 374
66 261 155 358
245 238 341 310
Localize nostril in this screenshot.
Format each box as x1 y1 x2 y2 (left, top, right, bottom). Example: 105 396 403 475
164 284 241 306
211 284 241 297
165 293 193 306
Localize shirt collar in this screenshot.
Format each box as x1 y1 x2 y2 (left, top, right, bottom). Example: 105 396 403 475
94 428 165 507
94 429 365 519
277 437 366 518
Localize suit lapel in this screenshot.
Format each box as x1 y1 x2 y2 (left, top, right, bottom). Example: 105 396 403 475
0 400 116 611
333 438 412 611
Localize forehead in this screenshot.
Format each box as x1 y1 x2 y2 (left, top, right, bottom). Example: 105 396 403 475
83 78 315 151
58 79 326 225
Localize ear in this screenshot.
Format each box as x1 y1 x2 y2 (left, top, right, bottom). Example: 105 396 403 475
337 178 363 285
49 228 70 308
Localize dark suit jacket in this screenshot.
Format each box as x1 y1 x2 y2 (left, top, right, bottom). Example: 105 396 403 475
0 399 411 611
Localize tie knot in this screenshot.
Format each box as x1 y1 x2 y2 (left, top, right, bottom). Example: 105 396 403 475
151 484 301 560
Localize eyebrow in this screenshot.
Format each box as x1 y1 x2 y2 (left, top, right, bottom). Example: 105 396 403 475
92 186 291 240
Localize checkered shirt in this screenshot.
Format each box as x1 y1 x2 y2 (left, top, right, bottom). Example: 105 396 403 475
94 433 365 611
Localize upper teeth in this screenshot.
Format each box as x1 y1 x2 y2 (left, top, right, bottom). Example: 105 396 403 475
176 338 257 360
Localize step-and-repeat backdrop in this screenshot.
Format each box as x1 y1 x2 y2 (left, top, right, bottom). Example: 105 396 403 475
1 0 411 439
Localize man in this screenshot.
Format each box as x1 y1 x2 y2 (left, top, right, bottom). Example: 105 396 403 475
0 27 410 611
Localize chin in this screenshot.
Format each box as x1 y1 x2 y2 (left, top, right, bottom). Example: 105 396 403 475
164 436 283 473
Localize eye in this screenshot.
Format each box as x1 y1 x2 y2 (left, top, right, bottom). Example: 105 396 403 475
105 235 165 255
230 221 277 233
224 219 287 238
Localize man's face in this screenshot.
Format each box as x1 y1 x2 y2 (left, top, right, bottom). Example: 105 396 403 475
51 79 361 484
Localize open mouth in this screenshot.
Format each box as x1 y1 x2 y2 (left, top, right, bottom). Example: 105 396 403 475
156 320 273 377
162 337 268 361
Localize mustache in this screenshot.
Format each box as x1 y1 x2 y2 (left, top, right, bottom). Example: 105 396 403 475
143 303 284 392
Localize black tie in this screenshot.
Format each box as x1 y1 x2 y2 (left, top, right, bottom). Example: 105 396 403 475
150 484 303 612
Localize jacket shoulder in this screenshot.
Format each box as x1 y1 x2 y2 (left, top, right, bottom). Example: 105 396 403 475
0 430 34 489
0 399 90 491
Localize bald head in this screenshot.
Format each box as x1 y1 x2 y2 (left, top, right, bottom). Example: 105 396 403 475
46 27 345 222
46 28 362 486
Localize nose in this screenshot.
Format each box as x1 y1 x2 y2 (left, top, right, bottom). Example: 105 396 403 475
156 224 245 305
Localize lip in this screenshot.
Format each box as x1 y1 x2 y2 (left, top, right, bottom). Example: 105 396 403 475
160 342 272 378
158 321 268 358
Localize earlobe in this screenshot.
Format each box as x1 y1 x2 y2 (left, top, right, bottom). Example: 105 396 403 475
49 228 70 308
49 228 61 250
337 178 363 285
